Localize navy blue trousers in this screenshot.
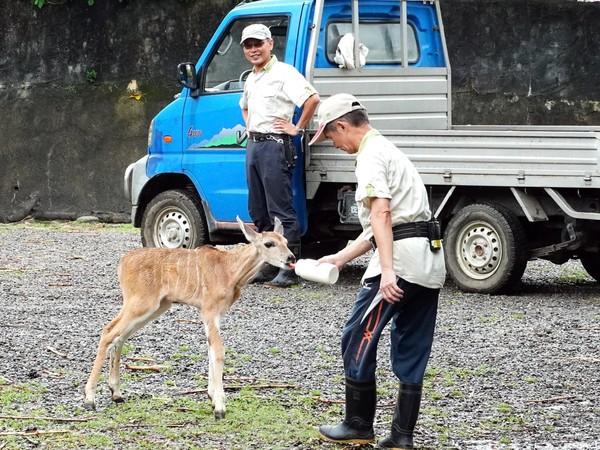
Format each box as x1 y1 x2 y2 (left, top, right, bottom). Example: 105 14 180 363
246 138 301 242
342 276 439 384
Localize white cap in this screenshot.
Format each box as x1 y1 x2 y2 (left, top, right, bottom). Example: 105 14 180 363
308 93 366 145
240 24 272 44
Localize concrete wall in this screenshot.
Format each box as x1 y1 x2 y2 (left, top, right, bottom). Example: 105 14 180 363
0 0 237 222
1 0 599 222
445 0 600 125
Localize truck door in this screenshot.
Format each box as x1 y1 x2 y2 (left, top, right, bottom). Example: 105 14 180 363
181 16 304 227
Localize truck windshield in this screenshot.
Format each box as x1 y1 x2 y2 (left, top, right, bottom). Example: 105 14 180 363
205 17 289 92
326 22 418 65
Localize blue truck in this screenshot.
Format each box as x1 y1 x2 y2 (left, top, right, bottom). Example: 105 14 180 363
124 0 600 294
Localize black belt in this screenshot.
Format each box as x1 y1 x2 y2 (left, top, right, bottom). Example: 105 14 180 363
369 221 432 249
249 132 292 143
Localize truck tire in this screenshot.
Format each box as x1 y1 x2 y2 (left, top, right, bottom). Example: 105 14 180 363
141 189 208 249
579 253 600 282
444 203 528 294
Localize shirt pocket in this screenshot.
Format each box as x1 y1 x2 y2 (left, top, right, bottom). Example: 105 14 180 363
262 82 281 98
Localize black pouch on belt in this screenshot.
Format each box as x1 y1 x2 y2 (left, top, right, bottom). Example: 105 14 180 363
283 140 297 169
427 219 442 252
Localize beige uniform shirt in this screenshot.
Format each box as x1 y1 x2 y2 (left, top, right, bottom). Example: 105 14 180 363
355 130 446 289
239 56 317 133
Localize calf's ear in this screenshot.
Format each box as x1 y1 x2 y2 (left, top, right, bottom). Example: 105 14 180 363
236 215 258 242
273 216 284 235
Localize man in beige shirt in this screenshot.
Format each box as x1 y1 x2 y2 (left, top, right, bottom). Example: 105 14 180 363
310 93 445 449
239 23 320 287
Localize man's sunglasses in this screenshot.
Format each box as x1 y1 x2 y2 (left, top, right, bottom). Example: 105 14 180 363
242 39 269 50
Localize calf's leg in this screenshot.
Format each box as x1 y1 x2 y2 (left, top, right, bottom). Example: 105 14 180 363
84 298 171 409
84 310 127 409
107 302 172 403
204 314 226 419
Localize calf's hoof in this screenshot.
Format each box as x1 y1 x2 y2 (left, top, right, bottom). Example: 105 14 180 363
214 410 226 420
83 400 96 411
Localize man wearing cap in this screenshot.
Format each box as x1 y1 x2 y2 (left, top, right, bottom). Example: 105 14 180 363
309 93 445 449
239 23 320 287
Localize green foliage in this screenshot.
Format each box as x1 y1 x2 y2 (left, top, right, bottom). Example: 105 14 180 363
558 266 591 283
34 0 125 8
85 69 97 83
0 220 137 233
0 381 48 414
32 0 202 8
0 382 325 449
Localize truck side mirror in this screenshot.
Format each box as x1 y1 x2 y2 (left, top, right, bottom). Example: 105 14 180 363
177 62 200 97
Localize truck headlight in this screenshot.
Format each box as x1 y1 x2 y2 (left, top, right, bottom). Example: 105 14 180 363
147 117 155 148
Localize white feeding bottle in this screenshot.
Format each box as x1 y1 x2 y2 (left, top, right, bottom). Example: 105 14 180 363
293 259 339 285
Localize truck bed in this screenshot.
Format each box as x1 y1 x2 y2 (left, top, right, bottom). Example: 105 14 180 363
305 126 600 199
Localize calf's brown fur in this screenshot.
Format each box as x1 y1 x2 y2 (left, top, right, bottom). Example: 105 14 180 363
83 216 294 419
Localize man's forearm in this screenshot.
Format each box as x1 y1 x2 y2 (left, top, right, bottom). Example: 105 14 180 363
370 198 394 271
297 93 320 129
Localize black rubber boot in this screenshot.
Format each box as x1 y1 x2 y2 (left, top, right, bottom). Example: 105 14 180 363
250 264 279 284
319 378 376 444
265 267 299 287
378 382 423 450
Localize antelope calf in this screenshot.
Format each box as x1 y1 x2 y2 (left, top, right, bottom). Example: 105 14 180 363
83 216 295 419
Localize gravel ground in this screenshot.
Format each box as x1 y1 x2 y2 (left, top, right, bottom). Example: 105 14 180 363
1 222 599 449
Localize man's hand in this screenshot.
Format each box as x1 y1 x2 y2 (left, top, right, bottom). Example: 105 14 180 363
274 118 300 135
380 267 403 304
317 237 372 272
317 254 344 271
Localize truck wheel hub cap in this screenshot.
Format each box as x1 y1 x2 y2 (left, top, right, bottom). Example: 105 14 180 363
458 223 502 279
166 225 180 241
158 211 191 248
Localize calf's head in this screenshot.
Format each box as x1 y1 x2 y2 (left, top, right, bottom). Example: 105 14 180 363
236 216 295 269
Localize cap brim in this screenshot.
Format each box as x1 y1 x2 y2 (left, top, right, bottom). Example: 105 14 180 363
308 123 327 146
240 35 260 44
240 34 270 44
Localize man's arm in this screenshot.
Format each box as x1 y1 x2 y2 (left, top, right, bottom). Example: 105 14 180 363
370 197 403 303
273 93 320 136
296 93 320 130
318 232 372 269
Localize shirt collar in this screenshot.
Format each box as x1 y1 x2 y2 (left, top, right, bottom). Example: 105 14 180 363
254 55 278 74
357 129 381 156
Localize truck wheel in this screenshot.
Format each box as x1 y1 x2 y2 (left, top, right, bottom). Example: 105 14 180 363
579 253 600 282
141 189 208 249
444 203 528 294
